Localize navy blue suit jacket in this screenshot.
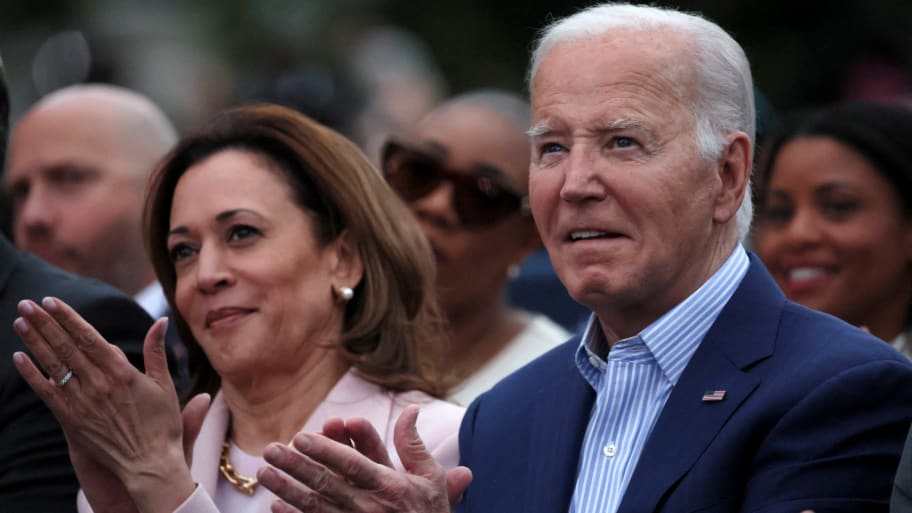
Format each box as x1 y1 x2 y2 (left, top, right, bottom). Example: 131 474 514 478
457 255 912 513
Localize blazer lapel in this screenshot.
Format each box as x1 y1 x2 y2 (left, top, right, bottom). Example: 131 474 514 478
618 255 783 513
192 391 230 498
526 340 596 513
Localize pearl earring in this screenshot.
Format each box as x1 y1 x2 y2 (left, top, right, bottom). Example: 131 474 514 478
337 286 354 303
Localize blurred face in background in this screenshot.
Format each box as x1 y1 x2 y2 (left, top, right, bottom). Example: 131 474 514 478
754 136 912 335
383 104 538 315
5 101 151 295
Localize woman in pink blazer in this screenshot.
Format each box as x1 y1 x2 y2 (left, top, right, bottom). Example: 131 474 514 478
12 104 463 513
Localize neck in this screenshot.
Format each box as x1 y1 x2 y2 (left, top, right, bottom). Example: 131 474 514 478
444 290 527 381
222 349 349 455
855 295 911 343
598 237 738 346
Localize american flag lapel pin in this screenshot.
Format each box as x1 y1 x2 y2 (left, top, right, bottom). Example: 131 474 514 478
702 390 726 402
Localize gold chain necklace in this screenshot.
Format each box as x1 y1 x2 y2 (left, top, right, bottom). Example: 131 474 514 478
219 434 258 495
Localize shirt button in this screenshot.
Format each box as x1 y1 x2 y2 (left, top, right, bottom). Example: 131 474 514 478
588 355 599 368
603 443 617 458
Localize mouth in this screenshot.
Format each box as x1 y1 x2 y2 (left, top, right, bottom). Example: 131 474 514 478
568 230 622 242
783 266 832 293
205 307 256 329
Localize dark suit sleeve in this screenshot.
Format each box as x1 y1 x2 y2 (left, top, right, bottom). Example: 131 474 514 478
741 360 912 513
892 426 912 513
0 277 151 513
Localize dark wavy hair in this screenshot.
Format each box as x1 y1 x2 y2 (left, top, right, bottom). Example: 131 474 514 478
144 103 451 400
757 102 912 214
756 101 912 328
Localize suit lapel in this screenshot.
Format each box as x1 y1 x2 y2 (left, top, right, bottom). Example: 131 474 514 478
526 340 595 513
618 255 784 513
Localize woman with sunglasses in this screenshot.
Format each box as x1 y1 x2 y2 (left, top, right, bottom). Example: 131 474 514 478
12 104 464 512
382 90 569 405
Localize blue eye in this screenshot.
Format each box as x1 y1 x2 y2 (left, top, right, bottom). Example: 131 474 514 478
541 143 565 155
613 137 635 148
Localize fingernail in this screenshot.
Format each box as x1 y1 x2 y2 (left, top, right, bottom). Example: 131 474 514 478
294 433 311 451
12 352 26 365
160 317 169 337
264 445 283 461
13 317 29 333
18 300 33 315
42 297 58 311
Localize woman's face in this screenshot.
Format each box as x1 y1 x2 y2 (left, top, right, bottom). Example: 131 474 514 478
754 136 912 330
393 105 538 314
166 149 358 380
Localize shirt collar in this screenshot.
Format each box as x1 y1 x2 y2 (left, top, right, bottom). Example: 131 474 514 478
134 281 169 319
576 243 749 386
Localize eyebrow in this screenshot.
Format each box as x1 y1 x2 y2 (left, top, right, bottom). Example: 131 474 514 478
526 123 553 138
768 180 860 197
597 118 646 132
167 209 264 236
527 118 646 138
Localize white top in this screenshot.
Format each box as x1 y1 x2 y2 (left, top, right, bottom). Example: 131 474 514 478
449 313 570 406
891 327 912 360
133 281 169 319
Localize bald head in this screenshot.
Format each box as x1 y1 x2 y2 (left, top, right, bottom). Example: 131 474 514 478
434 89 530 135
23 84 177 182
420 89 531 191
4 84 177 295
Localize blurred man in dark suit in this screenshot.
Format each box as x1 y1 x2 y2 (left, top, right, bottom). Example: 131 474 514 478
0 56 156 513
4 82 189 388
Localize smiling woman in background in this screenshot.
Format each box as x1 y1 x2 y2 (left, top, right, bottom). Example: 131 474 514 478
12 104 463 513
753 102 912 354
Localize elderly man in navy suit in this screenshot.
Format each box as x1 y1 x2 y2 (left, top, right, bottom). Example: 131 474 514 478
257 4 912 513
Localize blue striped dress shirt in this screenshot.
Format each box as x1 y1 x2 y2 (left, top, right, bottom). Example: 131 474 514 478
569 244 749 513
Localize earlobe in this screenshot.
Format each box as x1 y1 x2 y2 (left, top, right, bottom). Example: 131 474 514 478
713 132 752 225
328 230 364 290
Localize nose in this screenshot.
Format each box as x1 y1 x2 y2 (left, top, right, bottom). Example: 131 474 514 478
411 181 459 228
195 244 235 294
15 184 56 243
559 146 606 203
782 207 824 248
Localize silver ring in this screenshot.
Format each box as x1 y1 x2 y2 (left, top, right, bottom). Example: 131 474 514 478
56 369 74 388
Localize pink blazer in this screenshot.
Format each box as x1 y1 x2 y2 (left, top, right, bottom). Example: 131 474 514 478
78 370 464 513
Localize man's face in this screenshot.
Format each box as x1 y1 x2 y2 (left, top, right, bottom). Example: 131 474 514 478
528 31 729 340
5 103 149 294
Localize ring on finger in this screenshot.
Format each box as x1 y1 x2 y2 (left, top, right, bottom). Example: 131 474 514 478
56 369 75 388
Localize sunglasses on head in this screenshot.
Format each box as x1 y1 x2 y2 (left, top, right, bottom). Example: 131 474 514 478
381 140 530 228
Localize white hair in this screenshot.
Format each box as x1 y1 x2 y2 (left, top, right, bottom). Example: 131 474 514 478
529 3 755 241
